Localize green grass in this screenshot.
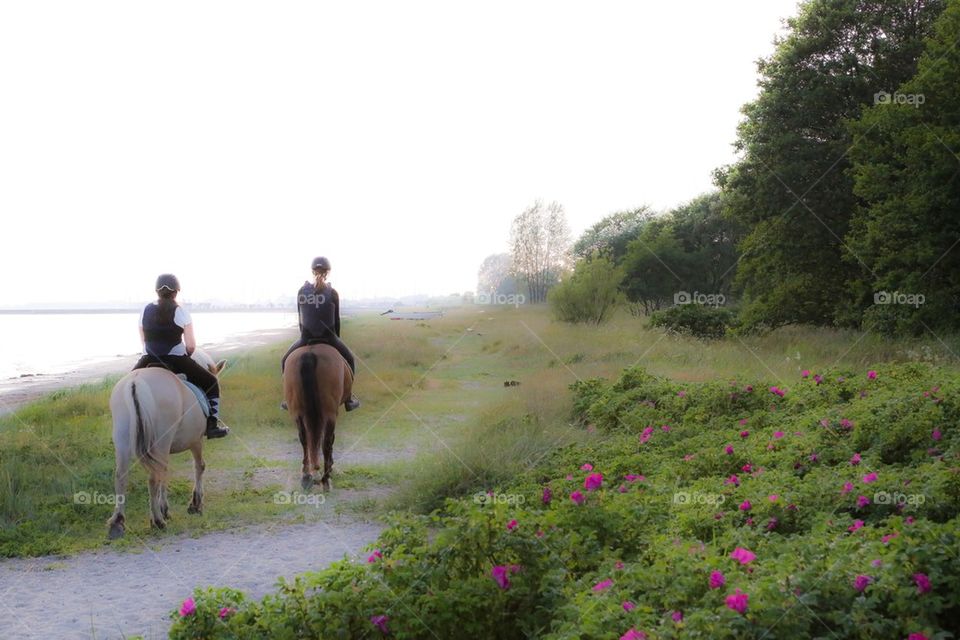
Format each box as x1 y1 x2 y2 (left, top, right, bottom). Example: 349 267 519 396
1 305 957 558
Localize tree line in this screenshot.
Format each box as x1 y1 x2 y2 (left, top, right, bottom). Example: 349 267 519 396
480 0 959 336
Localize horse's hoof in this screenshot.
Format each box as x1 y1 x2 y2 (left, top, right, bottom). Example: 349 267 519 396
301 475 313 491
107 523 124 540
321 478 331 492
187 504 202 515
151 518 166 530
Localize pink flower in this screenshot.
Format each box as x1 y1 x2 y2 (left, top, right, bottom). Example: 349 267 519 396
730 547 756 564
862 472 878 484
542 486 552 505
906 516 916 524
908 634 929 640
768 494 779 502
739 418 749 425
618 484 628 493
584 473 603 491
725 445 734 455
593 579 613 592
740 430 750 438
725 474 740 487
814 374 823 385
856 495 871 509
801 369 810 378
625 474 644 482
854 575 872 592
367 549 383 563
622 600 636 612
491 565 511 590
739 500 752 512
773 431 784 439
882 532 899 544
766 517 778 531
370 614 390 634
725 588 749 614
677 390 686 398
570 490 585 505
709 570 726 589
848 519 865 532
932 429 942 441
769 386 785 397
840 418 854 430
640 426 654 444
178 597 196 617
615 561 625 569
851 453 861 465
871 559 883 567
671 610 683 622
841 482 854 495
581 463 593 471
661 424 672 432
914 573 931 594
620 629 647 640
683 454 696 461
867 370 877 380
507 519 518 531
741 463 752 472
218 606 235 620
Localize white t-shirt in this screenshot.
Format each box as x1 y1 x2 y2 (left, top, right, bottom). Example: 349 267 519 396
140 305 193 356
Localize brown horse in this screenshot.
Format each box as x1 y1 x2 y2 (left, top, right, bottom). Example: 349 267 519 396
282 343 353 491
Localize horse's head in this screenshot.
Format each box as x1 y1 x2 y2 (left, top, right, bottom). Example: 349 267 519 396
191 348 227 376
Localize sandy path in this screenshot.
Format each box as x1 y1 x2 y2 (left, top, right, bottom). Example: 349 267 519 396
0 516 383 639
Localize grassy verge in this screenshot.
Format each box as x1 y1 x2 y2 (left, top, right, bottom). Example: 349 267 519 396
2 306 958 559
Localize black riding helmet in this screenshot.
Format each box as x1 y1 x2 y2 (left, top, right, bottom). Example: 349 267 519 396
155 273 181 292
311 256 331 272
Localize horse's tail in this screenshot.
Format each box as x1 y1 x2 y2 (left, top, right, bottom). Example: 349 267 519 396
129 379 164 476
299 350 320 470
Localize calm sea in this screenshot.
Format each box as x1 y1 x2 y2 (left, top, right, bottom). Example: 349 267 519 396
0 310 298 379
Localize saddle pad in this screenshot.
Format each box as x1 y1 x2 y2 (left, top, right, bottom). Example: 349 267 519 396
176 374 211 417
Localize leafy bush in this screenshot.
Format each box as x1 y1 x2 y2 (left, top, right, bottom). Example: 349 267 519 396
549 256 623 324
170 363 960 640
649 304 736 339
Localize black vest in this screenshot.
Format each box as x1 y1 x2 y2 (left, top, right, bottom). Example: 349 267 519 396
142 303 184 356
298 282 336 340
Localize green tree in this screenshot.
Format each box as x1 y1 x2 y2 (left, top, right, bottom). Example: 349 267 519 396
846 0 960 334
572 206 653 262
548 255 623 324
717 0 946 330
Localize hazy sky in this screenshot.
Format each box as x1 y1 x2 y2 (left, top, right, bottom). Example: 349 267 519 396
1 1 798 306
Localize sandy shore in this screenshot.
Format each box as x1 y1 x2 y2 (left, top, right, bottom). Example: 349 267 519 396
0 327 297 416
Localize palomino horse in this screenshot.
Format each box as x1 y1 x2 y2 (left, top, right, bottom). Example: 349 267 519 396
282 343 353 491
106 349 225 539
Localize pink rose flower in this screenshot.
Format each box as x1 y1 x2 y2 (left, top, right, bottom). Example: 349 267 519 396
179 597 196 617
570 490 585 505
709 570 725 589
725 588 749 614
730 547 756 564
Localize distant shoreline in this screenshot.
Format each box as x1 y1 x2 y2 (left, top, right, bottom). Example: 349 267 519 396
0 307 296 315
0 326 298 416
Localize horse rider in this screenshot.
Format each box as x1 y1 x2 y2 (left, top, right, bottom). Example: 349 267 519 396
132 274 230 438
281 256 360 412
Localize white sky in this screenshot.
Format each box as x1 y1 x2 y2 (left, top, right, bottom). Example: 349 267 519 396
0 1 797 306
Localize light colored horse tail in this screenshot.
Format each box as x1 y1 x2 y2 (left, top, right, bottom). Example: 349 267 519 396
128 379 164 476
299 350 321 471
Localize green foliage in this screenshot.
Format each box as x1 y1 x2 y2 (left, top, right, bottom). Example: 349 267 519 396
620 192 740 315
845 0 960 335
648 304 737 340
572 206 653 262
171 362 960 639
718 0 946 330
549 256 624 324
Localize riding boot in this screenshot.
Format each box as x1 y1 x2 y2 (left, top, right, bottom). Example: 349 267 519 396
206 416 229 438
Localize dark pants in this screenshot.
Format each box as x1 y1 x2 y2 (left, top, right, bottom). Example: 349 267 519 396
133 354 220 417
281 335 356 376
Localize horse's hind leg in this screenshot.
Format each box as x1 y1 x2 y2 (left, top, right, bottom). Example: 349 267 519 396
148 471 166 529
297 416 314 490
320 419 335 492
188 443 205 515
107 434 131 539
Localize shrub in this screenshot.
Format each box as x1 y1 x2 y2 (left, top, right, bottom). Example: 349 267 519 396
649 304 736 339
548 256 623 324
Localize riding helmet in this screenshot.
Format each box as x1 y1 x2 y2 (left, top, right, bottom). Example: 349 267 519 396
155 273 181 292
311 256 331 271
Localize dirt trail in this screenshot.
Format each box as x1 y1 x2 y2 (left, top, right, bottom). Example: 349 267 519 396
0 516 383 639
